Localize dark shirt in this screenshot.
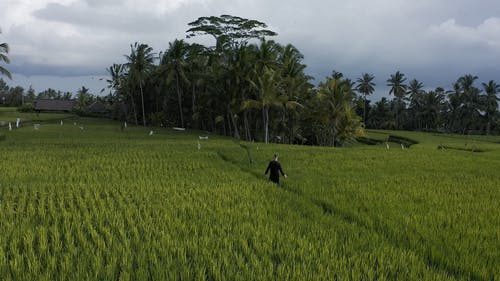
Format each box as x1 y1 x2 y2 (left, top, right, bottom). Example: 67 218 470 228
265 160 285 183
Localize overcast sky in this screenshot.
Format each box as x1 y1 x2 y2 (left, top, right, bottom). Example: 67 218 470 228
2 0 500 99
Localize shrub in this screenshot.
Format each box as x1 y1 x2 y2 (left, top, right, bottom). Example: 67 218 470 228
17 103 34 112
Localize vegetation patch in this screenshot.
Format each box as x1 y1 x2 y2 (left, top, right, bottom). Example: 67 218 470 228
388 135 419 147
437 145 487 152
0 120 499 280
356 136 384 145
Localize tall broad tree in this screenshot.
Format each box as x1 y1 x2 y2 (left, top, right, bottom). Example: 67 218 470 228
125 42 155 126
187 15 277 138
387 71 408 129
186 15 277 50
0 28 11 79
355 73 375 125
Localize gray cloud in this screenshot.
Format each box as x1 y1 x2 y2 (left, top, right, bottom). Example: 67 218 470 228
2 0 500 95
33 3 169 33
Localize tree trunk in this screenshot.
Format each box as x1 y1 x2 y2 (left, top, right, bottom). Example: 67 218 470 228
130 90 138 125
281 105 292 144
162 93 168 113
396 100 399 130
227 113 233 137
329 123 335 147
244 110 250 141
139 80 146 127
155 85 159 113
192 83 196 128
176 73 184 128
229 108 240 139
287 112 294 144
363 94 367 125
263 106 269 144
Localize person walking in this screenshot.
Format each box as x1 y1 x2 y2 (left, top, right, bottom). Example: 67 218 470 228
264 153 287 184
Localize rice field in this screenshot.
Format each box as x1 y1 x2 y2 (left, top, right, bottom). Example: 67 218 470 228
0 110 499 280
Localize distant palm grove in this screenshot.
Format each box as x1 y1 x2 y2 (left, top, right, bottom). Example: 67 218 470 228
2 16 500 145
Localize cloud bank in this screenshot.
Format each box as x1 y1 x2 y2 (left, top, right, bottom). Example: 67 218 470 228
1 0 500 95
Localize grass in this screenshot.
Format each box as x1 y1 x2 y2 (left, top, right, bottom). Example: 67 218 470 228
0 107 75 127
0 113 499 280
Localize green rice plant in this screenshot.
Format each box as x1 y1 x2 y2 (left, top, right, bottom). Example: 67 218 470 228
0 118 498 280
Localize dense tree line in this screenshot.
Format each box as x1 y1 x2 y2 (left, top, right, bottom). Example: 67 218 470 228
360 72 500 135
103 15 500 144
100 15 364 146
2 18 500 145
0 79 106 111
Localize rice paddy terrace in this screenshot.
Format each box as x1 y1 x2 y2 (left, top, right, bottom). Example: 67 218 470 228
0 108 499 280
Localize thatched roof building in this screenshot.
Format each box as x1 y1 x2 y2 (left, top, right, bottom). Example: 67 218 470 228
33 99 76 112
86 101 108 114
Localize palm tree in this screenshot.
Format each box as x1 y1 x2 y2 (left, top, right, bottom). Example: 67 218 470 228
234 44 259 140
223 44 254 140
317 75 359 146
185 43 208 129
458 74 478 93
355 73 375 125
370 97 394 129
125 42 155 126
446 82 463 132
407 79 424 100
420 91 444 130
76 86 92 108
407 79 425 129
457 74 481 134
279 44 308 143
160 39 190 128
103 64 125 96
0 28 11 79
387 71 408 129
482 80 500 135
243 67 284 144
256 38 279 72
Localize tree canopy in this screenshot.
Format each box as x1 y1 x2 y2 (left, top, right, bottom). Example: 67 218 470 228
186 15 277 48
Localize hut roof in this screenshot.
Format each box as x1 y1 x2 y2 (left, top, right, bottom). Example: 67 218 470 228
33 99 76 111
87 101 108 113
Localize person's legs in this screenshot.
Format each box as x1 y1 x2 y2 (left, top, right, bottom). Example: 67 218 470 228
270 176 279 184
